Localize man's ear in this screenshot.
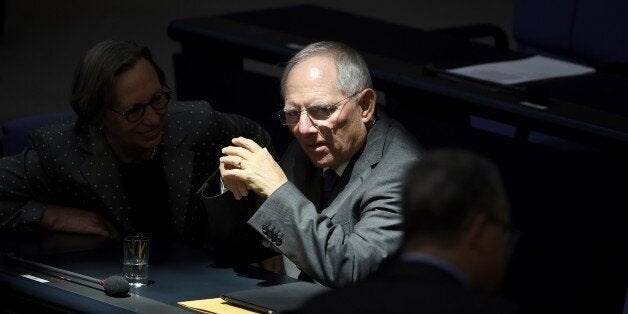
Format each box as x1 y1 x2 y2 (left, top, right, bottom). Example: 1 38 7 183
463 214 492 253
358 88 376 123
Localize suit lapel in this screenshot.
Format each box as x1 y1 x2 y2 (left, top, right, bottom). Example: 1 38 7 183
77 125 196 236
161 146 194 236
285 113 391 217
161 129 194 236
321 114 390 218
78 127 134 232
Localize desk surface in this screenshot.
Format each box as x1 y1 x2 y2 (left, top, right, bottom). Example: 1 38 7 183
0 233 293 313
169 4 628 147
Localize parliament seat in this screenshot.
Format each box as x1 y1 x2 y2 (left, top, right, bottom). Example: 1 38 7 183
1 112 74 156
513 0 628 70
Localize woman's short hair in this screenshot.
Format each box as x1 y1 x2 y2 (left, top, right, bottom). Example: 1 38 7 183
70 40 165 128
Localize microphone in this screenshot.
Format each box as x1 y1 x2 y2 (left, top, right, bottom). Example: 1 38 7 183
5 253 130 297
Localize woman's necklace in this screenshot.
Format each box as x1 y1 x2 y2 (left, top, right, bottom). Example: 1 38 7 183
150 146 158 160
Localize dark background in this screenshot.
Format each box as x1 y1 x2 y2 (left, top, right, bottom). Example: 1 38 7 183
0 0 513 126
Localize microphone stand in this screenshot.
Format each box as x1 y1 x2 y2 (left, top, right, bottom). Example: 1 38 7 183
4 252 129 297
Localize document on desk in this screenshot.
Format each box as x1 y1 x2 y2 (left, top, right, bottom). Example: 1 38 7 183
178 281 330 313
178 297 256 314
446 55 595 85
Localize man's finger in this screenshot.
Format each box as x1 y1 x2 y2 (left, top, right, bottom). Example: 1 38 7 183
223 172 249 198
231 188 243 200
223 177 243 200
222 145 251 159
232 137 263 152
221 167 249 200
236 181 249 198
220 156 245 169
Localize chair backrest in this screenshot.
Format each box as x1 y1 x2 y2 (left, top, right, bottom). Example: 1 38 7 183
1 112 75 156
513 0 628 68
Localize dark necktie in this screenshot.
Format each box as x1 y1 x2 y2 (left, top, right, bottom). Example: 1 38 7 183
299 170 339 281
298 270 313 282
322 169 340 206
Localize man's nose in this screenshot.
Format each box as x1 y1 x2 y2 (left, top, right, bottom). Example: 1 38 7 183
296 111 317 133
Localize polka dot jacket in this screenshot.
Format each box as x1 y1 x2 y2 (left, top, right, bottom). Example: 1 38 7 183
0 101 272 245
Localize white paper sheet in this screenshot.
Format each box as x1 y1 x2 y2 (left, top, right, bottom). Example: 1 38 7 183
446 55 595 85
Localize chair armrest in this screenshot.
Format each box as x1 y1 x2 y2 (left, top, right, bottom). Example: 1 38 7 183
429 23 509 50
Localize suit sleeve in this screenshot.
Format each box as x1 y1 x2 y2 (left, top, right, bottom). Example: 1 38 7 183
0 149 50 230
247 161 409 287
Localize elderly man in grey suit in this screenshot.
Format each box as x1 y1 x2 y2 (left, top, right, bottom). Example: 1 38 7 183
220 41 421 287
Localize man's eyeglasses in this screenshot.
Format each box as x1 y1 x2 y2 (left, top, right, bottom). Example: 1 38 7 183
277 91 359 126
108 87 174 123
486 215 521 247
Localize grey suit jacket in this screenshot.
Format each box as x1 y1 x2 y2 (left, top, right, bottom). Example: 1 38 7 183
247 112 422 287
0 101 270 245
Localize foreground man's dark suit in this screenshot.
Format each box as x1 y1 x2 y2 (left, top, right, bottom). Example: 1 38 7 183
298 260 519 314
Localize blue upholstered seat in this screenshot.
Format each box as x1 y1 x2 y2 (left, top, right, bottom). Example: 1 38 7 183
1 112 75 156
513 0 628 68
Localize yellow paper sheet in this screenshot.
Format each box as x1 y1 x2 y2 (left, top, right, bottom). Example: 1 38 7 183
178 297 257 314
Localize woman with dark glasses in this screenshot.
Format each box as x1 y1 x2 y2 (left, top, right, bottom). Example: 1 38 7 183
0 40 271 250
